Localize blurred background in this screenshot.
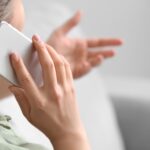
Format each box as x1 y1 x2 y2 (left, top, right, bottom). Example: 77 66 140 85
21 0 150 150
59 0 150 78
56 0 150 100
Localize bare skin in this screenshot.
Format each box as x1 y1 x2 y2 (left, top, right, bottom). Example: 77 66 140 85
0 1 122 99
9 35 91 150
47 11 122 78
0 0 123 149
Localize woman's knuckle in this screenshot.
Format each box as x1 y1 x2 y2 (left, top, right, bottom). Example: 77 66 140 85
38 42 46 49
52 88 63 101
21 75 31 84
43 60 54 69
36 101 46 110
55 92 62 101
65 61 70 68
64 84 75 94
54 59 64 67
15 93 23 100
71 86 75 94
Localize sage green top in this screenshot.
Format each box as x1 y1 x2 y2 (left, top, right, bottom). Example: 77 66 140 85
0 115 49 150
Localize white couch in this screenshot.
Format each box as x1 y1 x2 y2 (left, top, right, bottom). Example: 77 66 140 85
104 77 150 150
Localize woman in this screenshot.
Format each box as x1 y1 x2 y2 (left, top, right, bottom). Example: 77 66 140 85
0 0 123 149
9 35 91 150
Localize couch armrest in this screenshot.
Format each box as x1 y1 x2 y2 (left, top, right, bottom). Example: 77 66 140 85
111 96 150 150
103 76 150 150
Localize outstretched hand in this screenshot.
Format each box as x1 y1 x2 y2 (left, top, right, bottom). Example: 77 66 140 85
47 11 123 79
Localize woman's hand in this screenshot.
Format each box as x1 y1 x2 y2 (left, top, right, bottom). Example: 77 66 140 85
9 35 90 150
47 11 123 79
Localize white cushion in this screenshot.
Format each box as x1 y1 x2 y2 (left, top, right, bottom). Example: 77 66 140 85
74 70 124 150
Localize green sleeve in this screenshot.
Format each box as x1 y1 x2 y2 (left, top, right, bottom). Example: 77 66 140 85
0 115 49 150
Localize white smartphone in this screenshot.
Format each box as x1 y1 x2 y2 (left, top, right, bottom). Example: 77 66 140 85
0 21 42 87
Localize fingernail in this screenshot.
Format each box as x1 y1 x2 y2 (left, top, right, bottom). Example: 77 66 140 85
10 52 19 62
33 34 42 42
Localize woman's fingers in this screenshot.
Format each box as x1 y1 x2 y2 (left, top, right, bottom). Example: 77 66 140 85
88 55 103 67
10 53 39 104
60 55 73 84
88 50 115 59
73 62 91 79
9 86 31 121
45 44 67 86
56 11 81 35
32 35 57 88
87 38 123 47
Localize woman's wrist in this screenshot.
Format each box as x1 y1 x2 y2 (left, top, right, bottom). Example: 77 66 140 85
50 130 91 150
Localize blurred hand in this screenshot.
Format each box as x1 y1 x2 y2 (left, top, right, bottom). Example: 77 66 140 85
47 11 123 79
9 35 90 150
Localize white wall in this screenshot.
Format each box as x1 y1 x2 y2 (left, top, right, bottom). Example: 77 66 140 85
58 0 150 78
